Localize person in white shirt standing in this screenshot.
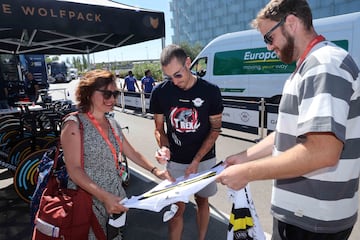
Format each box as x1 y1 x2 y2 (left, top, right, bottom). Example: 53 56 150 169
217 0 360 239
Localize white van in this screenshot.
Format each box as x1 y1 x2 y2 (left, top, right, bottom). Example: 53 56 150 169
191 12 360 104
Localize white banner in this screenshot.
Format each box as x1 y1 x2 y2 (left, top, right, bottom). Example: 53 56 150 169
121 164 225 212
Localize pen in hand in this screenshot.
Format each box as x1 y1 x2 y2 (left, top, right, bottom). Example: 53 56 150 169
155 146 170 164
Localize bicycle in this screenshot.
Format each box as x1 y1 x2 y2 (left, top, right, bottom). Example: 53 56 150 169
13 149 49 203
0 104 68 203
0 105 62 169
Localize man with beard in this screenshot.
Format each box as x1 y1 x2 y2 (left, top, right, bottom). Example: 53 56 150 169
216 0 360 240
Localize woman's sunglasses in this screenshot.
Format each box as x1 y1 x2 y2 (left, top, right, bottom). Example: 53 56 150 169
96 89 120 99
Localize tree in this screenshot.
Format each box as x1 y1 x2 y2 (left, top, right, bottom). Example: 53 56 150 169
179 42 203 61
133 62 162 81
71 56 82 72
45 55 59 63
82 55 88 71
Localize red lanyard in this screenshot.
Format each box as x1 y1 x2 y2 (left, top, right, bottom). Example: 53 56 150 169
87 112 123 170
293 35 325 76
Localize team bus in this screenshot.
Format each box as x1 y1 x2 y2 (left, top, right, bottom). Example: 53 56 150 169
47 61 72 83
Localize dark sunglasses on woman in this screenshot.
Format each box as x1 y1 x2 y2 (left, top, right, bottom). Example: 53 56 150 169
96 89 120 99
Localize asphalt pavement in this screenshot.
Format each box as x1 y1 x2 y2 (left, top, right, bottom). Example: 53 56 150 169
0 160 228 240
0 169 31 239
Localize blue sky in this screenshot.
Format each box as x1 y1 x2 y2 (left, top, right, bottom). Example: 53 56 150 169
58 0 172 63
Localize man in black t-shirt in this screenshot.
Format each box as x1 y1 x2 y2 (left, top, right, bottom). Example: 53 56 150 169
150 44 223 240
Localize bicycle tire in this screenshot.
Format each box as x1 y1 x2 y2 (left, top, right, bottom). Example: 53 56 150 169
42 137 60 149
0 114 16 122
0 129 28 152
13 149 48 203
0 124 22 149
0 123 21 134
0 118 20 128
7 137 54 166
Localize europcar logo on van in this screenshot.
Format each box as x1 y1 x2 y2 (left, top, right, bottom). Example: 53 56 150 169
214 47 296 75
213 40 348 76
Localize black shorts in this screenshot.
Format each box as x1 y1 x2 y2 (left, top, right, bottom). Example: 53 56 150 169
271 218 353 240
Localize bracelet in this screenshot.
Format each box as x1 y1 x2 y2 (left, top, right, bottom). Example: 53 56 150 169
150 166 158 174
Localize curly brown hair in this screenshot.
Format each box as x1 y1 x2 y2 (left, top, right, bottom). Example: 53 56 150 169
75 69 117 112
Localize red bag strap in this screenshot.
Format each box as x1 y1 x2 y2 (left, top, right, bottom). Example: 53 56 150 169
52 141 62 170
76 113 107 239
75 113 85 168
91 212 106 240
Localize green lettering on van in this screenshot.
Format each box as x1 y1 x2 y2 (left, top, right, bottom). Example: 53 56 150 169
213 40 348 76
220 88 245 93
214 47 296 75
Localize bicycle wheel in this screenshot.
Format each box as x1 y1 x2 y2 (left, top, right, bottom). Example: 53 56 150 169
13 149 48 203
7 137 54 167
0 119 20 130
42 137 60 149
0 122 21 132
0 129 26 152
0 114 16 123
121 154 130 187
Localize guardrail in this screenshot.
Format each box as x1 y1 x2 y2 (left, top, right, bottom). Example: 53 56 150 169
116 90 279 142
47 88 68 100
117 90 151 113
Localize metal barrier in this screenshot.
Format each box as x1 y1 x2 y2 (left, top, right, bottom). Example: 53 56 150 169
47 88 68 100
117 90 280 141
117 90 151 114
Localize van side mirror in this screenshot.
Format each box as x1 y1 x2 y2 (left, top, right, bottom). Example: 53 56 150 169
197 69 206 77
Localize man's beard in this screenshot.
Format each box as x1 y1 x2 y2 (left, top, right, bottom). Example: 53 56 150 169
279 29 295 64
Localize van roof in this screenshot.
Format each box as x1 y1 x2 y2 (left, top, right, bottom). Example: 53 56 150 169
196 12 360 57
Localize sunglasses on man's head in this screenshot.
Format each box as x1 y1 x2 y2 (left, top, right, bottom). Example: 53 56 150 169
263 17 286 45
96 89 120 99
164 65 186 81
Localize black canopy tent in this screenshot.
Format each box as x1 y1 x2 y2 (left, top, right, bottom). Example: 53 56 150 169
0 0 165 55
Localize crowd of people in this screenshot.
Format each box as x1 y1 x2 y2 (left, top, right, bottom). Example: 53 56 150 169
17 0 360 239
